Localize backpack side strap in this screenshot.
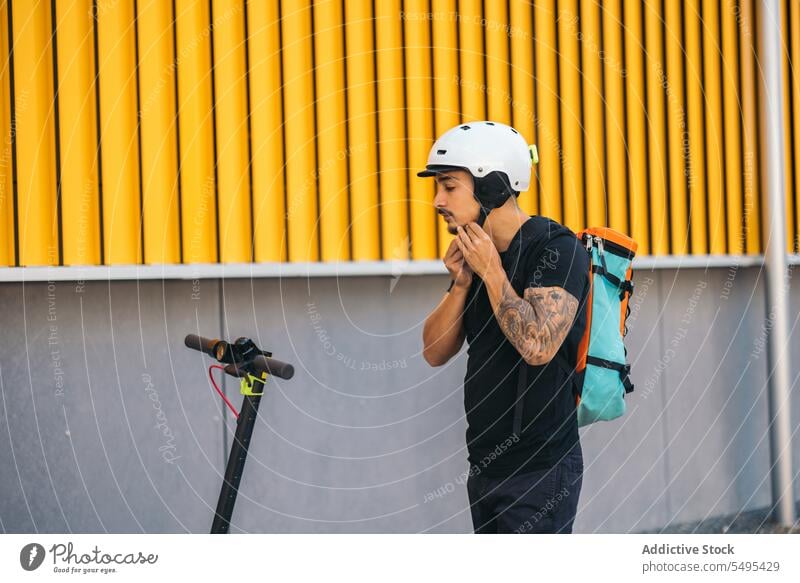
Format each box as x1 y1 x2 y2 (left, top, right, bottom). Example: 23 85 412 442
592 260 634 300
585 355 634 394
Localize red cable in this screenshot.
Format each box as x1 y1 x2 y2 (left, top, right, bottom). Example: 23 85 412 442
208 365 239 419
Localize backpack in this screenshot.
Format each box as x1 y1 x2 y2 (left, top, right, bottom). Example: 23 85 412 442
504 218 637 435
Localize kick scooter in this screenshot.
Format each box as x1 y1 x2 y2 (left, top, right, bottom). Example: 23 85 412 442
184 334 295 533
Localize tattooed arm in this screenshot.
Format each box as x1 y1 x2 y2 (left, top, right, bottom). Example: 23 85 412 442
453 221 579 365
482 269 579 366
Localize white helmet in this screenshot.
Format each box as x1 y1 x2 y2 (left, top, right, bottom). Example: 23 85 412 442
417 121 532 191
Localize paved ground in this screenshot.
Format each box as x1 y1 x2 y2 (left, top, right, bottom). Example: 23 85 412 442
645 504 800 534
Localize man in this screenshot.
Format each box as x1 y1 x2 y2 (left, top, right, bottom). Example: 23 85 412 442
420 121 590 534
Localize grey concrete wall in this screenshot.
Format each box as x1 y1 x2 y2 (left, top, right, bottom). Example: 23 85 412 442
0 266 797 533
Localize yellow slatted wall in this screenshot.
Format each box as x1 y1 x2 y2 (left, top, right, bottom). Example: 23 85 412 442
1 0 799 266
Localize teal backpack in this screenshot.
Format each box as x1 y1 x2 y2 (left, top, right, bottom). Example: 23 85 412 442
508 221 637 434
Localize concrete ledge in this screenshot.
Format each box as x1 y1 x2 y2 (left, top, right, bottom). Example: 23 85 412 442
0 254 796 282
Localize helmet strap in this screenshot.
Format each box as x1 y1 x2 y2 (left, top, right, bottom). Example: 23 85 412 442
475 204 490 228
472 171 516 229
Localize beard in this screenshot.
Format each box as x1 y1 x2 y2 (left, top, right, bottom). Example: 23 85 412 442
439 212 459 234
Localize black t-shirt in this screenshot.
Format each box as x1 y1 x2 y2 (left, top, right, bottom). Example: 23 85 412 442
462 216 590 478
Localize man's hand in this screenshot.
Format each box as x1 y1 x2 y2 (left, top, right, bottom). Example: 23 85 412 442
443 238 473 290
455 222 502 280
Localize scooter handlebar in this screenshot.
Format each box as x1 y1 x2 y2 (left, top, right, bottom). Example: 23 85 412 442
251 355 294 380
184 334 220 358
186 334 294 380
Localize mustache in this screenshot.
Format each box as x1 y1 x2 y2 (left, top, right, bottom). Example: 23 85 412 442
437 210 453 218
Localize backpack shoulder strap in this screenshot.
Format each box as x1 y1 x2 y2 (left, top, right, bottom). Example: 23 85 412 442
503 217 566 289
510 217 580 438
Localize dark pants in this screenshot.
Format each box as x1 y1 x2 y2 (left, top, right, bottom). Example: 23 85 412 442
466 442 583 533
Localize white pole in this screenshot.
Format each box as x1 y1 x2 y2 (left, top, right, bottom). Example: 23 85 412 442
756 0 796 527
